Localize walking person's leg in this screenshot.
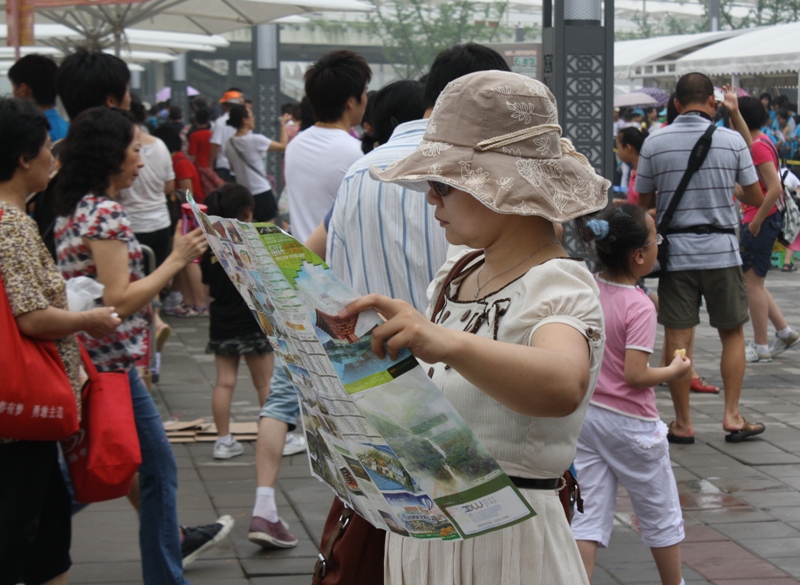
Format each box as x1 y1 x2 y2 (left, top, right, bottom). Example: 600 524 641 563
248 362 299 549
212 354 243 459
244 351 274 406
128 368 187 585
663 327 695 440
703 267 766 442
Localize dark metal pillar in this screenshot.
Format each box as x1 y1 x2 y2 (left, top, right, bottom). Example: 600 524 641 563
542 0 613 263
171 54 189 121
252 24 282 193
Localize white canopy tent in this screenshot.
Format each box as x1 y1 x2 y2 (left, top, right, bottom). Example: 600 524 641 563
615 29 749 81
0 24 230 53
676 21 800 83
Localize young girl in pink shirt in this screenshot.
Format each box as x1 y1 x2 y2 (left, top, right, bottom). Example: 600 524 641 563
572 204 691 585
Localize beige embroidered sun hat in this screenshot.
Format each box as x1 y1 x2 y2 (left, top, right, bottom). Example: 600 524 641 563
370 70 610 222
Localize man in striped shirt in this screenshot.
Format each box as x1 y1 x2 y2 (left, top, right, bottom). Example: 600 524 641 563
326 43 511 311
636 72 765 445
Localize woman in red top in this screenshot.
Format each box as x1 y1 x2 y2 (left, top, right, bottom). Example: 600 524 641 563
734 96 800 362
153 126 205 202
151 126 207 317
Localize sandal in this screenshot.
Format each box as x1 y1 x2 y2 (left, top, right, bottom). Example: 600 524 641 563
163 303 198 318
666 421 695 444
781 264 797 272
724 418 766 443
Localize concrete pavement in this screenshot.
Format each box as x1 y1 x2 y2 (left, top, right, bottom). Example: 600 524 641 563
69 269 800 584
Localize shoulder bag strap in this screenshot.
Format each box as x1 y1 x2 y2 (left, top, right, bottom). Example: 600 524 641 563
658 123 717 235
430 250 484 324
228 137 267 179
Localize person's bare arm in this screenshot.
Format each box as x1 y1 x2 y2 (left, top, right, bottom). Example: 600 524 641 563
722 84 753 148
735 181 765 208
624 349 690 388
16 306 121 340
747 162 782 236
209 143 220 169
163 179 175 196
87 224 206 319
305 221 327 259
638 192 656 209
341 295 592 418
177 178 193 193
268 121 289 153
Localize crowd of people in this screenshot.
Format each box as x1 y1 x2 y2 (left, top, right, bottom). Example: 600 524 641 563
1 40 798 585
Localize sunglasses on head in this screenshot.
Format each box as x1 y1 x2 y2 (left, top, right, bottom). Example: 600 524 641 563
428 181 451 197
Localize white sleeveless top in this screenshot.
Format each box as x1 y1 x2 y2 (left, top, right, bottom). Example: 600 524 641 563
424 252 605 479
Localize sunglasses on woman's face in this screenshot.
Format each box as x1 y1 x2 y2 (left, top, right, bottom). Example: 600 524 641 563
428 181 451 197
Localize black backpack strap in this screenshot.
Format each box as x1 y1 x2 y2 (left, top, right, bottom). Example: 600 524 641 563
658 123 717 236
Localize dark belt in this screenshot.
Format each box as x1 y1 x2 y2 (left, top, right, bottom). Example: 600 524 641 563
510 476 561 490
665 225 736 236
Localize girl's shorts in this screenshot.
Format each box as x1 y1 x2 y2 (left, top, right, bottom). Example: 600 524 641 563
571 403 684 549
206 331 273 356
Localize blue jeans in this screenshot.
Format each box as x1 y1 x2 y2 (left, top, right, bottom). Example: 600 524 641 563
128 368 189 585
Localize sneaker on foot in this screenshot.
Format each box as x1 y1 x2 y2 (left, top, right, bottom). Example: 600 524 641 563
282 433 307 456
745 342 773 363
213 438 244 460
771 330 800 357
181 515 235 568
247 516 298 549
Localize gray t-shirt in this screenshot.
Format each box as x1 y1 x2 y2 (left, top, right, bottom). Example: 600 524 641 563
636 114 758 271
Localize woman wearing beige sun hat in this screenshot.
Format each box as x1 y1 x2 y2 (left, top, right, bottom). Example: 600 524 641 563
340 70 610 584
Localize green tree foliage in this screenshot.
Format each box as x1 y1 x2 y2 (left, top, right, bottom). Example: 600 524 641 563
367 0 514 78
616 0 800 41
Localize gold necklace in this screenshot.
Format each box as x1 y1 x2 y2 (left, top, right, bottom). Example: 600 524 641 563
315 121 349 132
474 241 559 299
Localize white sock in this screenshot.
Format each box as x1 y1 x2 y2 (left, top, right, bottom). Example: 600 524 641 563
757 343 770 354
778 327 793 339
215 433 234 446
254 486 279 522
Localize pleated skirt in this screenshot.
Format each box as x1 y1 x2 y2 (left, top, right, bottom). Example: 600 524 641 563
384 488 589 585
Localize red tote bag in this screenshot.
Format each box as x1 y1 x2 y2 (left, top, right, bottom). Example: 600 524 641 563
0 276 79 441
62 345 141 503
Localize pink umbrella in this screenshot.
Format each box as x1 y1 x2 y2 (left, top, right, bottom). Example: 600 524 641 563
155 86 200 102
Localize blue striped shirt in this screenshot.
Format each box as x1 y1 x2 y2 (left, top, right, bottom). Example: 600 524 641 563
326 119 448 312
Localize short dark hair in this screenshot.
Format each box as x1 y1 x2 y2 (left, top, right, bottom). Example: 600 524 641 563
55 107 136 215
617 126 649 154
226 104 250 130
195 108 210 125
759 92 772 103
169 106 182 121
205 183 254 221
675 72 713 108
299 96 315 131
777 108 790 122
129 93 147 124
371 80 426 146
57 49 130 120
304 50 372 123
281 102 297 116
8 55 59 107
151 125 182 153
666 92 679 124
424 43 510 110
738 96 769 131
585 204 651 279
0 98 50 182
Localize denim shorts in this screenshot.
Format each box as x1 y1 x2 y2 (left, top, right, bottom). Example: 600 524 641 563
741 211 782 278
259 360 300 431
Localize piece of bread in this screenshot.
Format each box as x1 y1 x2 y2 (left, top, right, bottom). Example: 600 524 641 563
674 349 686 358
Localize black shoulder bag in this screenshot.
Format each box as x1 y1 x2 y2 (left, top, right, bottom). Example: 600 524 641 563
650 123 717 277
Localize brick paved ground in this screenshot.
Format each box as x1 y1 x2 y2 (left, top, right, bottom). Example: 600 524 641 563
69 269 800 584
